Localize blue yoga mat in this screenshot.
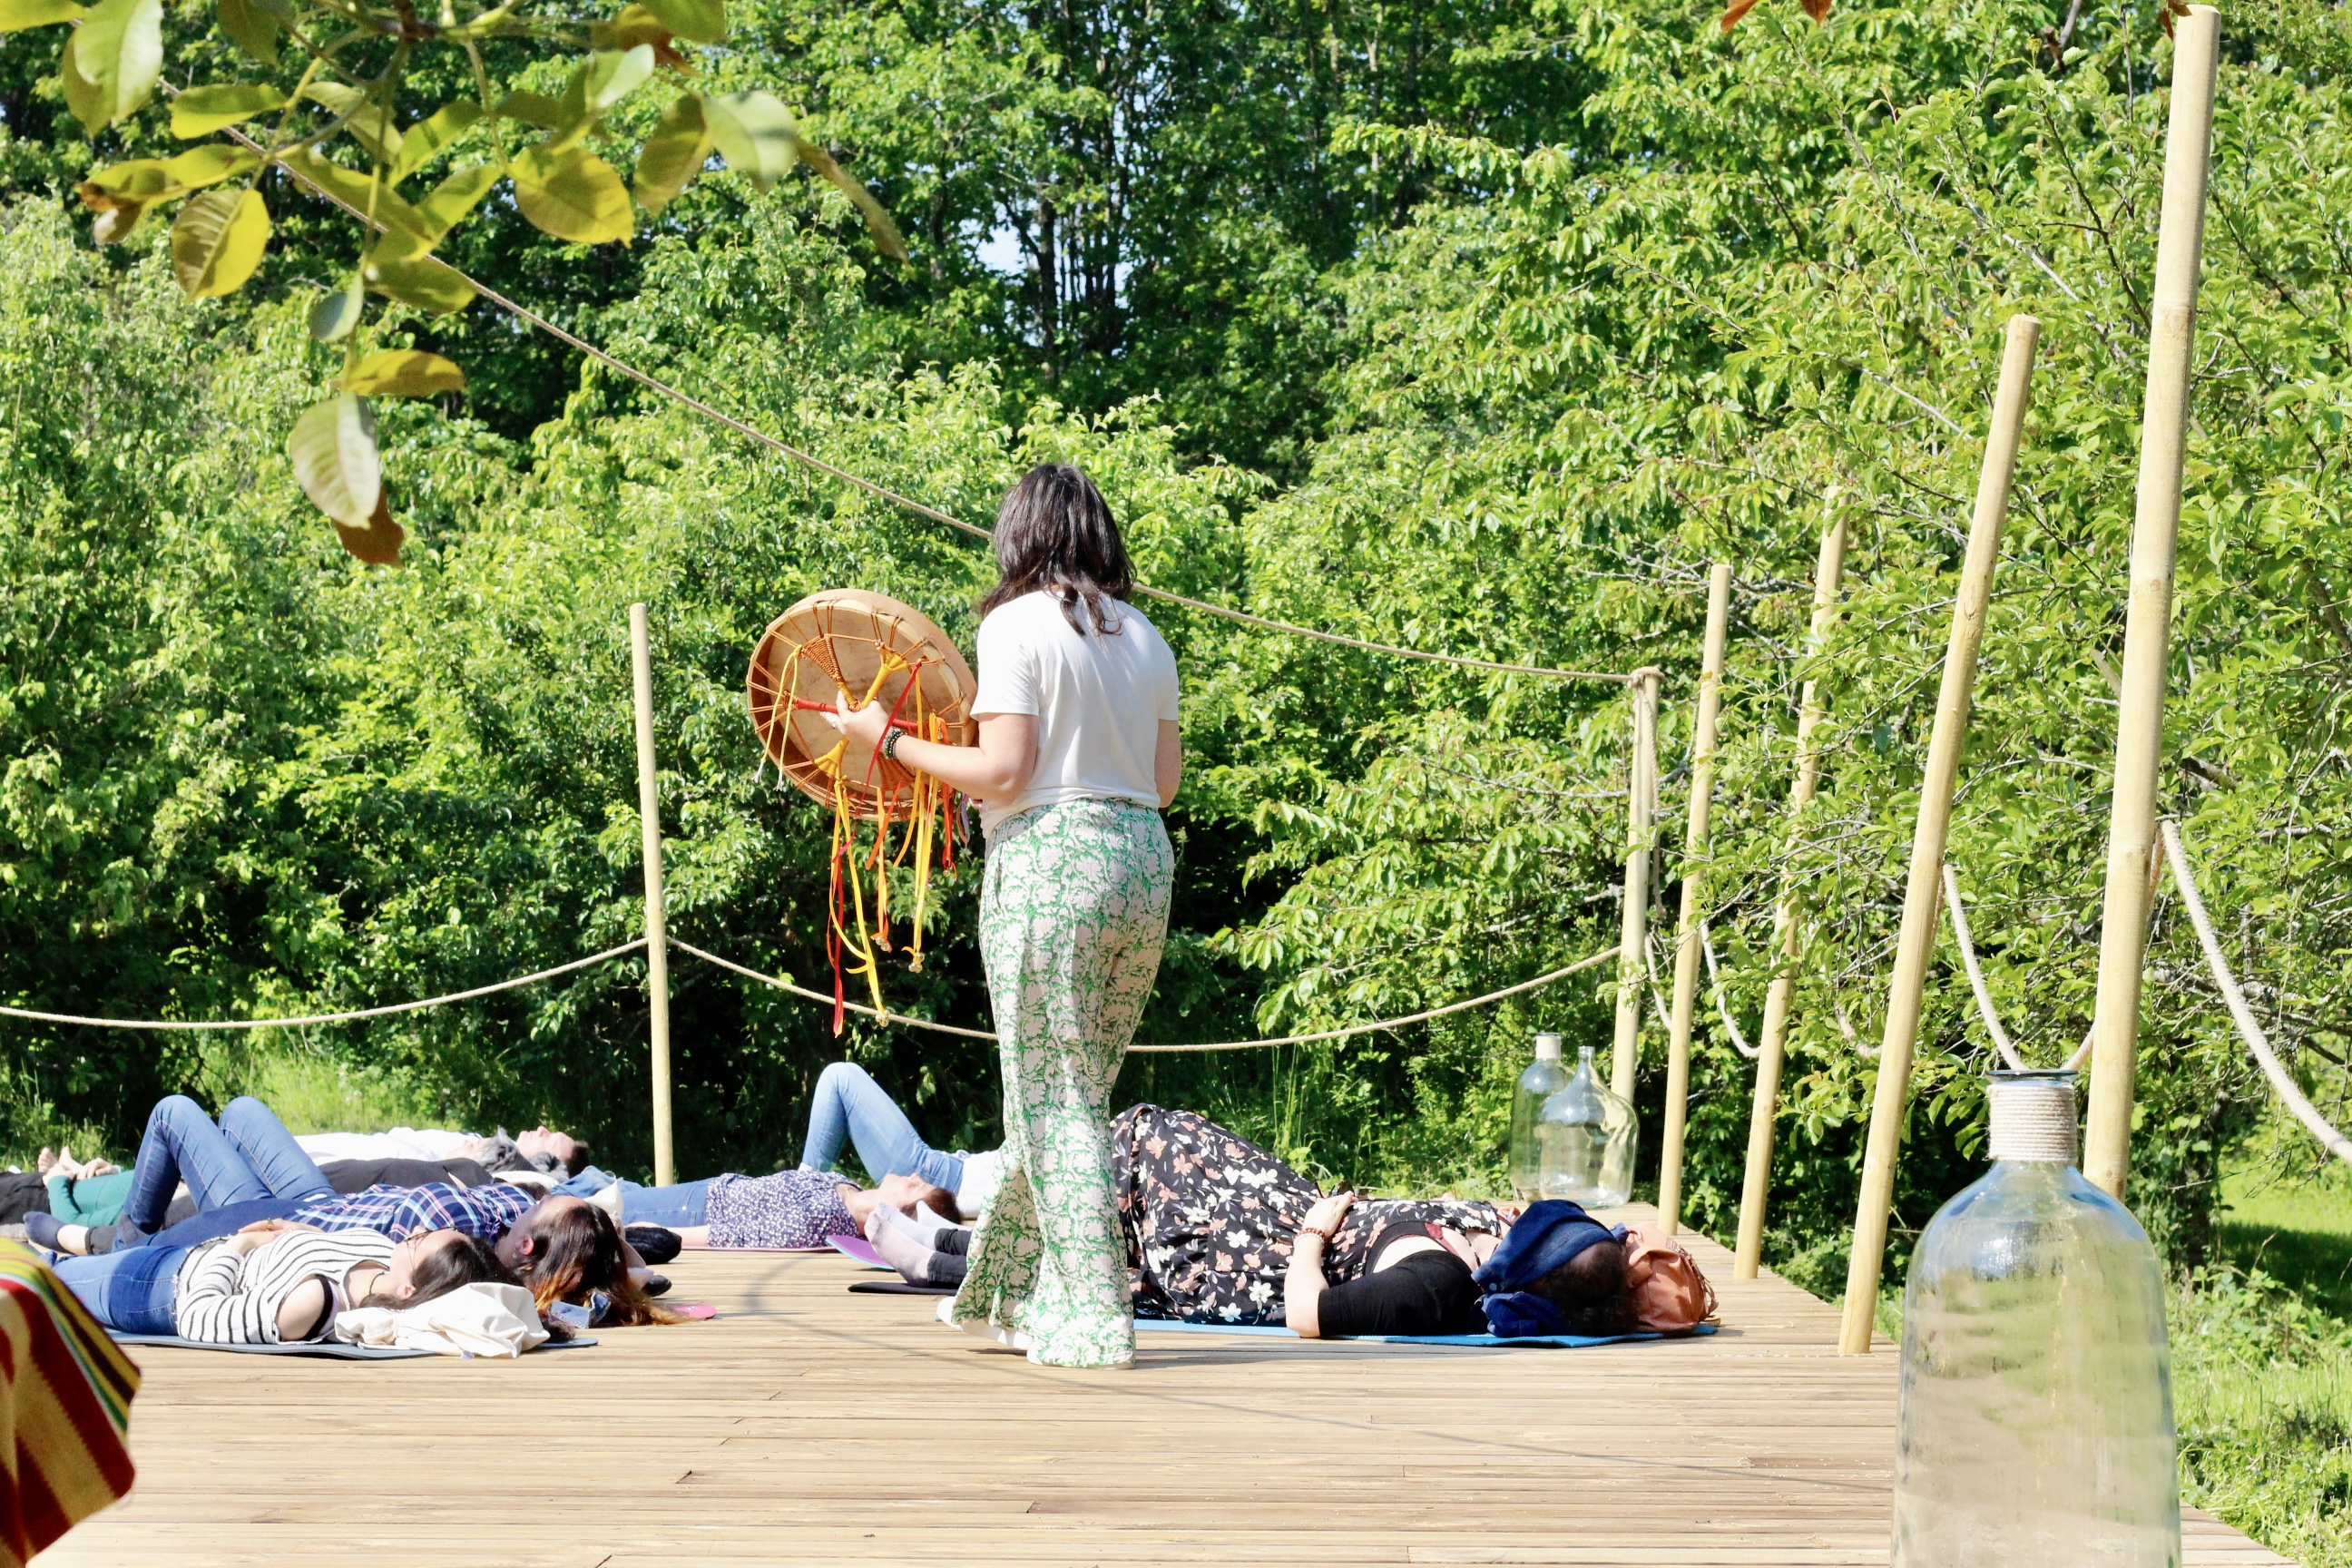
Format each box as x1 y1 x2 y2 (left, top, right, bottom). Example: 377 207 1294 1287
1131 1318 1717 1348
114 1333 599 1359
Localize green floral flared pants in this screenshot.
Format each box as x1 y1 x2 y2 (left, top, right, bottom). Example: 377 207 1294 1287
950 799 1173 1367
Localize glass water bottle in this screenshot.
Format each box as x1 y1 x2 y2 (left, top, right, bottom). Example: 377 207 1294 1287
1893 1069 2179 1568
1535 1044 1637 1207
1507 1032 1572 1200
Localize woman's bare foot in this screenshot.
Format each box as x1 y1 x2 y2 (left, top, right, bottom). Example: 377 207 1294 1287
35 1147 56 1176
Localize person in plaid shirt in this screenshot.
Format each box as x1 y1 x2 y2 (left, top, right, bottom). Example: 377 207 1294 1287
293 1181 536 1245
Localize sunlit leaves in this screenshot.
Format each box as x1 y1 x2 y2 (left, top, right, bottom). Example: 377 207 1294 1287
304 81 404 164
309 279 364 341
76 146 261 244
411 163 501 241
791 136 907 261
387 101 485 183
641 0 723 44
632 91 712 213
0 0 83 31
338 349 465 397
286 393 380 526
215 0 279 64
362 254 475 314
170 83 285 138
512 144 634 243
332 493 407 566
169 188 270 298
702 91 799 191
59 0 161 132
495 91 565 130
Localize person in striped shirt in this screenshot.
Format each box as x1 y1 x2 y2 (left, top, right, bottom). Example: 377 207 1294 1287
53 1220 511 1344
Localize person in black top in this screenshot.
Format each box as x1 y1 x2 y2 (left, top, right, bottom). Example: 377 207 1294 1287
1288 1191 1640 1339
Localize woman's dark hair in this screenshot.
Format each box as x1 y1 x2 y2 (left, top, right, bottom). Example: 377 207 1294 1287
405 1232 519 1308
521 1201 676 1326
1526 1237 1638 1337
975 464 1134 636
562 1140 592 1179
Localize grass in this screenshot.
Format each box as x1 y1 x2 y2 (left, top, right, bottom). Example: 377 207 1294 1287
1 1040 442 1171
1763 1129 2352 1568
2180 1142 2352 1568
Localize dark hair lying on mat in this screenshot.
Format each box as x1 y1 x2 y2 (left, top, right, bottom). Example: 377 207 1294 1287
977 464 1133 637
522 1201 674 1327
407 1232 516 1305
562 1141 592 1178
1525 1238 1638 1338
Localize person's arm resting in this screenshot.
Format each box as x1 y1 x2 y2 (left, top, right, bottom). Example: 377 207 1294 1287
1283 1191 1355 1338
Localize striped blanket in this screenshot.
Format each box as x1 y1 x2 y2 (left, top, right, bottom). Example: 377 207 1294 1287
0 1243 139 1566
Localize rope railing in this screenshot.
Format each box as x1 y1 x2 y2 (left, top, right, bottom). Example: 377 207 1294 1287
1 936 1622 1054
1940 861 2092 1073
681 937 1622 1052
2159 818 2352 1168
205 107 1632 689
0 940 649 1031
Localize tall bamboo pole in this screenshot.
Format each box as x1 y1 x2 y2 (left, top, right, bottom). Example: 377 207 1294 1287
1733 506 1849 1279
1658 564 1734 1234
1610 669 1663 1106
2084 6 2222 1202
1838 315 2040 1355
630 603 677 1189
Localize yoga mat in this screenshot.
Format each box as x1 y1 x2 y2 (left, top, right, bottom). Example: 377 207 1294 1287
1130 1319 1719 1349
113 1333 600 1359
677 1244 834 1253
849 1280 954 1296
827 1234 893 1270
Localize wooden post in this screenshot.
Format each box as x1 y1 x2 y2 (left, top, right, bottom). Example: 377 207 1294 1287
1733 506 1848 1279
1610 668 1663 1107
1658 564 1734 1234
2084 5 2221 1202
630 603 677 1189
1838 316 2040 1355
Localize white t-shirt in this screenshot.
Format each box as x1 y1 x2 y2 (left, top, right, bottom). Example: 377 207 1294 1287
971 590 1179 834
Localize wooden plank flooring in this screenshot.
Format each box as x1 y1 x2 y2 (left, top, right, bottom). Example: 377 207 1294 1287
44 1209 2291 1567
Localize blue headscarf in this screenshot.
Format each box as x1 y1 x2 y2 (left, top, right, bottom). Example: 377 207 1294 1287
1472 1199 1627 1338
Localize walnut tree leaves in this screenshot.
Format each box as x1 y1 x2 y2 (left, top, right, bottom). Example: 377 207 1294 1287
22 0 906 564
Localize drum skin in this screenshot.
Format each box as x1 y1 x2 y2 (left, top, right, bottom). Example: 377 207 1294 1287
746 589 977 820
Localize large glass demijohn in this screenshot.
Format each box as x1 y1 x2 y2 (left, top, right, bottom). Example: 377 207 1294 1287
1508 1033 1573 1200
1534 1044 1637 1207
1893 1069 2179 1568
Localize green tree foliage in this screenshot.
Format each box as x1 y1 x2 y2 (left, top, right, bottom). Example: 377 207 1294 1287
5 0 2350 1324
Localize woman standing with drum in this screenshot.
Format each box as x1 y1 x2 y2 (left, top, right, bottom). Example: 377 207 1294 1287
828 464 1180 1369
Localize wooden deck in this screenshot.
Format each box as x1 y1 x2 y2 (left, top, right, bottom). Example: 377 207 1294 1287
45 1210 2290 1567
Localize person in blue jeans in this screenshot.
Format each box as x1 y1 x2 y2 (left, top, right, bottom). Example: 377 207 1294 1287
593 1063 1006 1228
24 1095 337 1256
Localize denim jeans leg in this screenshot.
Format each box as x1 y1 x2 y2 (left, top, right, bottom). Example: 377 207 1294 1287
121 1096 272 1231
801 1062 964 1188
217 1097 335 1201
54 1244 190 1336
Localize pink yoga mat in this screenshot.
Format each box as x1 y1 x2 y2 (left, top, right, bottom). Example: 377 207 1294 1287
828 1234 893 1269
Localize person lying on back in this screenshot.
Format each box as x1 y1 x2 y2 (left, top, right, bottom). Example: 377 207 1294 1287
50 1219 517 1345
30 1094 672 1328
597 1167 958 1250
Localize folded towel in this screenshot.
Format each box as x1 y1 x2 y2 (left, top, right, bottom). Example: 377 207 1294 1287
334 1281 549 1358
